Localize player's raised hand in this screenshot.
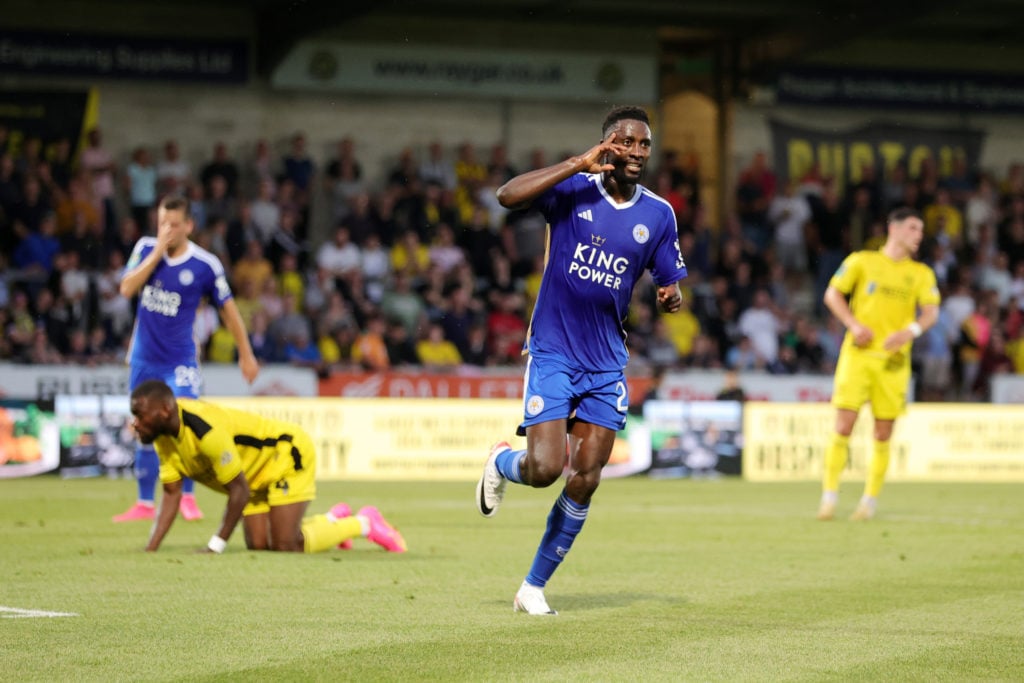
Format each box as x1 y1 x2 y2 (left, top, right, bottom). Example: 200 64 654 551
579 132 626 174
154 217 175 255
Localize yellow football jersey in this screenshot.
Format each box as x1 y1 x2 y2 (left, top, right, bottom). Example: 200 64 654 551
155 398 313 495
830 249 940 356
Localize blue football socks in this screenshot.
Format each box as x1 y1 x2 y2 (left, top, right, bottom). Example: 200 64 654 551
134 445 159 504
181 477 195 495
495 447 525 483
525 490 589 588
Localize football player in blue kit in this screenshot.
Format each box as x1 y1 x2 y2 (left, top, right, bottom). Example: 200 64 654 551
114 194 259 523
476 105 688 614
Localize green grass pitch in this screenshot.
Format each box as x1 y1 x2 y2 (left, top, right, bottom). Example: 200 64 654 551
2 475 1022 681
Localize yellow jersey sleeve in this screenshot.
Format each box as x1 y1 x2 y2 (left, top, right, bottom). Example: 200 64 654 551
829 251 864 295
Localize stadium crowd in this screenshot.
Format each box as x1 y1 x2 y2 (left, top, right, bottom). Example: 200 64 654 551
2 123 1024 402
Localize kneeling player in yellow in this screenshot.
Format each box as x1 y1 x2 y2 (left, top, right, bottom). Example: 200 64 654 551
129 379 406 554
818 207 939 521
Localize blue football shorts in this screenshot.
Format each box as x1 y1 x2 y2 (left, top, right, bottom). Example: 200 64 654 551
518 353 629 434
130 362 202 398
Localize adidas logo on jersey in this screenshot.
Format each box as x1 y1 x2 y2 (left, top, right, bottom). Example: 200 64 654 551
577 209 593 222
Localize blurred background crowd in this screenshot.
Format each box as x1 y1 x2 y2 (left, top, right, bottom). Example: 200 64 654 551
2 122 1023 402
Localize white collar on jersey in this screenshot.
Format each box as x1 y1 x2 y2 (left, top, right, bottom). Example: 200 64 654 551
591 172 643 210
162 241 196 267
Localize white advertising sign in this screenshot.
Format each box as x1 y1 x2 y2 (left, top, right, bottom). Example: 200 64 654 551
0 363 317 400
271 42 656 103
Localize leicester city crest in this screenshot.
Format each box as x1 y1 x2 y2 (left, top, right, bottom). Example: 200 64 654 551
632 224 650 244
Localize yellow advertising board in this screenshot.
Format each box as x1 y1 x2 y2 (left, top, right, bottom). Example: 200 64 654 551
213 397 524 481
743 402 1024 482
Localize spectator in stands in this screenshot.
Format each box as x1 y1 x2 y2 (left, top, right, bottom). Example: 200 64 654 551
390 229 430 283
32 286 70 356
325 136 365 224
352 313 390 372
96 249 133 344
416 321 462 370
359 231 390 304
200 141 240 199
914 305 954 401
55 174 100 237
736 151 776 250
768 180 813 276
156 139 191 197
419 141 456 191
188 183 207 231
317 224 362 296
461 322 491 366
725 335 761 371
653 170 689 230
661 297 701 362
203 174 238 226
737 288 782 366
923 187 964 247
486 291 527 366
244 138 276 198
282 326 324 373
476 169 510 232
268 291 312 357
248 309 277 363
13 211 60 276
428 222 465 276
281 132 315 207
232 239 274 294
13 174 51 235
249 177 281 245
124 147 158 234
80 127 117 238
48 137 74 192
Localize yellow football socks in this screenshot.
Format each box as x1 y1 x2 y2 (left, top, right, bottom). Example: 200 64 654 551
864 439 891 498
822 433 850 493
302 514 363 553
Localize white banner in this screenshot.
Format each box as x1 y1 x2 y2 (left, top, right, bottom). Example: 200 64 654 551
271 41 656 103
658 371 835 403
0 363 317 400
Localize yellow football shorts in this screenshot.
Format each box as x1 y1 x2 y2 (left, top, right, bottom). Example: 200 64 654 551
243 431 318 516
831 348 911 420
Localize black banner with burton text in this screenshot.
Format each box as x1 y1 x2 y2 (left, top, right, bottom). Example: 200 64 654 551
769 119 986 187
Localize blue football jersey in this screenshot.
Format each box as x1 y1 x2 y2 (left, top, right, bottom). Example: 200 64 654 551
528 172 687 371
125 238 234 367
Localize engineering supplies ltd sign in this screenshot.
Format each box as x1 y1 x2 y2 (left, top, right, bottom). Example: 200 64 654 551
743 403 1024 482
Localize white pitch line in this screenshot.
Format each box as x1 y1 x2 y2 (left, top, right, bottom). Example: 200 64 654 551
0 606 79 618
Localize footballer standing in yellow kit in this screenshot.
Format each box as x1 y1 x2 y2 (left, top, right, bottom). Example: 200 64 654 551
817 207 940 521
130 379 406 554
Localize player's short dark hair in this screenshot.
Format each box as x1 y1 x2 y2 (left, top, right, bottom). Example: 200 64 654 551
602 105 650 136
159 193 191 216
131 379 175 404
887 206 921 224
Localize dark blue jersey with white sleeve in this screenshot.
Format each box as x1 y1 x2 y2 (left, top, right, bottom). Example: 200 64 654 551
125 238 234 367
528 172 687 371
